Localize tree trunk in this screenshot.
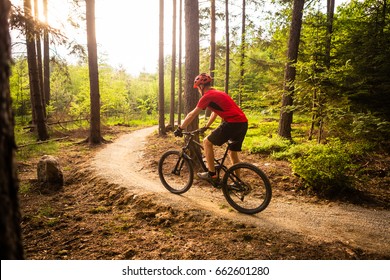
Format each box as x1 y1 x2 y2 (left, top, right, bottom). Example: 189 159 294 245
170 0 177 129
184 0 200 132
309 0 333 143
0 0 24 259
158 0 166 136
205 0 216 118
278 0 305 140
178 0 183 125
24 0 49 141
43 0 50 106
224 0 230 94
210 0 216 82
308 88 318 140
34 0 45 117
325 0 335 69
239 0 246 106
86 0 102 144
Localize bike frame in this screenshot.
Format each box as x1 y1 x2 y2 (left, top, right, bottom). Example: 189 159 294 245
182 130 232 186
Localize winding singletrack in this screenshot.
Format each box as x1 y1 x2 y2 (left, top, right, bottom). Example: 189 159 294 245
91 126 390 256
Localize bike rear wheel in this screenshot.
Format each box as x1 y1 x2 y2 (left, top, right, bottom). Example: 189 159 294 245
222 163 272 214
158 150 194 194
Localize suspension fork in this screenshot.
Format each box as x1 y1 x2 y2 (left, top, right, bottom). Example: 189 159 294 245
172 154 187 175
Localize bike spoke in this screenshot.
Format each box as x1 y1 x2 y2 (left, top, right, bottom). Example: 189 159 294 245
158 151 193 194
223 163 272 214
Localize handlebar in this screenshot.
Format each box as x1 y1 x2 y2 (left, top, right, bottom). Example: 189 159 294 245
182 127 209 136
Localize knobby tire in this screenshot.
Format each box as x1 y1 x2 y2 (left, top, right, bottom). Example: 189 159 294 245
222 162 272 214
158 150 194 194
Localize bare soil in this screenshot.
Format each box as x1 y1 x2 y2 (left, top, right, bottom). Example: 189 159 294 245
18 126 390 260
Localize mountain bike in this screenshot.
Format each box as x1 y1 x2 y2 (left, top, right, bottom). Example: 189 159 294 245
158 128 272 214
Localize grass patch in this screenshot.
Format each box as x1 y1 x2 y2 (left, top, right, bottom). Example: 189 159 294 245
46 218 60 227
89 206 111 214
17 141 60 161
19 181 32 194
104 114 158 127
246 135 291 155
243 113 290 154
36 205 56 219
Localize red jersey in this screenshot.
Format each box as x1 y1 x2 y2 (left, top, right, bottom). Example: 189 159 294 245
197 89 248 123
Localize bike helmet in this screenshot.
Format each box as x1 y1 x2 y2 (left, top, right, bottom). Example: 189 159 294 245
193 73 212 88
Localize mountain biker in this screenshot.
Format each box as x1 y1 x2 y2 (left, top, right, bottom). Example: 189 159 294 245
174 73 248 181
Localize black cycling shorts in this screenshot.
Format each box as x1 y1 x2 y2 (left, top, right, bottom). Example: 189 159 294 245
207 121 248 151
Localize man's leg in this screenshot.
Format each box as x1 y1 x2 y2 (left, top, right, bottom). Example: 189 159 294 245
229 150 241 177
228 150 240 165
204 137 215 173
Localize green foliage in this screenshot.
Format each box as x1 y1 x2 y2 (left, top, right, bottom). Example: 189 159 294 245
67 65 93 119
291 139 357 196
99 64 132 117
127 72 158 115
352 112 390 142
136 97 156 115
9 57 30 118
323 109 390 146
49 58 74 119
332 0 390 120
272 142 314 161
10 57 160 124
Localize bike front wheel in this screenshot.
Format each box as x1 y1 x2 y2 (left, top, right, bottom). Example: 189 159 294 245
222 163 272 214
158 150 194 194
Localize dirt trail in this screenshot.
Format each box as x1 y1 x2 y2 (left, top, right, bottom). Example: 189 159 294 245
91 126 390 256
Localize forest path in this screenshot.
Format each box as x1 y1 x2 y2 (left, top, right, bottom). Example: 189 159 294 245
91 126 390 256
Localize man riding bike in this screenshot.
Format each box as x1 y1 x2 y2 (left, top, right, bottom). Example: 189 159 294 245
174 73 248 181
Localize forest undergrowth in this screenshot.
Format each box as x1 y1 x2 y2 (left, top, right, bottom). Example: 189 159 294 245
17 125 390 260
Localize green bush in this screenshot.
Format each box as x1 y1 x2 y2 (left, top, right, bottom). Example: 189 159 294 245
291 139 355 196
